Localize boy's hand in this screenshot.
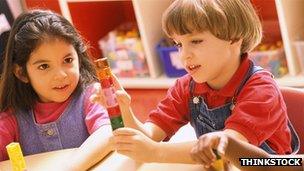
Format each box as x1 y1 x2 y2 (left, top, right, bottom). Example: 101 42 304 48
190 131 228 168
111 127 159 162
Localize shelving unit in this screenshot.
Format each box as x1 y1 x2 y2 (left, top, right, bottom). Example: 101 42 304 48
56 0 172 79
25 0 304 89
118 74 304 89
275 0 304 76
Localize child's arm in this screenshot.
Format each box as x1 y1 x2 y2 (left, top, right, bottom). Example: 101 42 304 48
91 75 167 142
112 127 197 163
64 124 113 170
93 75 197 163
115 90 167 141
190 131 304 171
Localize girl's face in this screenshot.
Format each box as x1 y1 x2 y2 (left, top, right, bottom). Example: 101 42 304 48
26 38 80 103
171 31 242 89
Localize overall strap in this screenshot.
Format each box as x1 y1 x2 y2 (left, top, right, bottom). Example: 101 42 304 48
232 61 263 105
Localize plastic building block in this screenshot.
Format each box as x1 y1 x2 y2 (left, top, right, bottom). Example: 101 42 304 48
6 142 26 171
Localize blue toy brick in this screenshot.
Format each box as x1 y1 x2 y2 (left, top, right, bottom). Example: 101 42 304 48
156 40 187 77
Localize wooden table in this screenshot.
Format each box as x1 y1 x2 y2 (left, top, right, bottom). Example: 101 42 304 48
0 149 209 171
0 124 237 171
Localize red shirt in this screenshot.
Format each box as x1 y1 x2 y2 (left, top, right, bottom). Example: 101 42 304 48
0 85 110 161
147 57 291 154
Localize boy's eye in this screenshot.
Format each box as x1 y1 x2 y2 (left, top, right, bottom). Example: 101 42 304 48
64 57 74 63
38 64 49 70
173 41 182 48
191 40 203 44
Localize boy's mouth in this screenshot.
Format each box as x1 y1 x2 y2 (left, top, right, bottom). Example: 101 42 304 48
187 64 201 71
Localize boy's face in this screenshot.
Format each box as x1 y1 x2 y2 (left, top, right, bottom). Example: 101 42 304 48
25 38 80 103
171 31 242 89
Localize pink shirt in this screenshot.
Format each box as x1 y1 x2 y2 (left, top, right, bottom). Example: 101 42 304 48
0 86 109 161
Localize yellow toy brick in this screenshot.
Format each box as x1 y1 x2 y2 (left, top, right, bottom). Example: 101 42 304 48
6 142 26 171
212 149 224 171
212 158 224 171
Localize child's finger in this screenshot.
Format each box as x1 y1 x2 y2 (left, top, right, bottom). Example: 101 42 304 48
113 128 138 136
115 90 131 105
89 94 99 103
90 83 106 105
92 82 101 94
204 146 217 162
90 93 107 106
198 150 213 166
190 146 209 166
196 140 216 164
217 135 228 155
110 73 124 90
113 136 134 146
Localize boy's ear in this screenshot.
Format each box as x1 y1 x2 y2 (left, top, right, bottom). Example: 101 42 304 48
13 64 29 83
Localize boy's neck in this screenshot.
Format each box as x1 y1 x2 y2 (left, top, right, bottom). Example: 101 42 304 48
207 55 241 90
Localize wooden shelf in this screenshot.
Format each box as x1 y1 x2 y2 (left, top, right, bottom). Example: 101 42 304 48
120 75 176 89
275 0 304 75
25 0 304 89
276 74 304 87
120 74 304 89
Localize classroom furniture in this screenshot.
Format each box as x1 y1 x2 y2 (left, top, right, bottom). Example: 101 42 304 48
0 149 215 171
0 124 239 171
23 0 304 88
280 87 304 153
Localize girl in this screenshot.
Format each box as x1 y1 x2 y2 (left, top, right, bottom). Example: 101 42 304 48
0 10 112 170
95 0 299 164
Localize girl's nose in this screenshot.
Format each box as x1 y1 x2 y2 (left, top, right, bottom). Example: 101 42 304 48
53 69 68 80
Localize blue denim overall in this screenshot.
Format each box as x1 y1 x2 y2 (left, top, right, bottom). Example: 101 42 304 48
15 91 90 156
189 62 300 154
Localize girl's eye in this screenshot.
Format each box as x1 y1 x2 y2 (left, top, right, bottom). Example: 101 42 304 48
64 57 74 63
191 40 203 44
38 64 49 70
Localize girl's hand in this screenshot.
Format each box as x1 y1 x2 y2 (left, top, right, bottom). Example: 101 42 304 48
90 74 131 110
90 73 138 128
111 127 159 162
190 131 228 168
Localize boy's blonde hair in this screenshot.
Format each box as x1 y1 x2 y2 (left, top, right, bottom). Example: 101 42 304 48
162 0 262 53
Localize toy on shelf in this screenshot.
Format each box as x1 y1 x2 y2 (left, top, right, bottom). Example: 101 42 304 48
94 58 124 131
250 41 288 78
6 142 27 171
99 22 149 78
156 38 187 78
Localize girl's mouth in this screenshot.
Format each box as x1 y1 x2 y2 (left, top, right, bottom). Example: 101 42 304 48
53 85 69 90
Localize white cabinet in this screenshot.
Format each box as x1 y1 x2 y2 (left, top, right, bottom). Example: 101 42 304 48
275 0 304 87
57 0 304 88
58 0 175 88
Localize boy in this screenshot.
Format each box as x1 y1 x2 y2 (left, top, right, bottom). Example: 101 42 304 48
94 0 298 163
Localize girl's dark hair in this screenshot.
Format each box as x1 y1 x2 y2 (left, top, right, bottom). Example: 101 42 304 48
0 9 97 113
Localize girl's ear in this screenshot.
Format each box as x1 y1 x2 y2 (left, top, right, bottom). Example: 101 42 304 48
13 64 29 83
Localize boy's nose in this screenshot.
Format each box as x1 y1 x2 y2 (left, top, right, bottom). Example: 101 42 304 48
180 49 191 61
